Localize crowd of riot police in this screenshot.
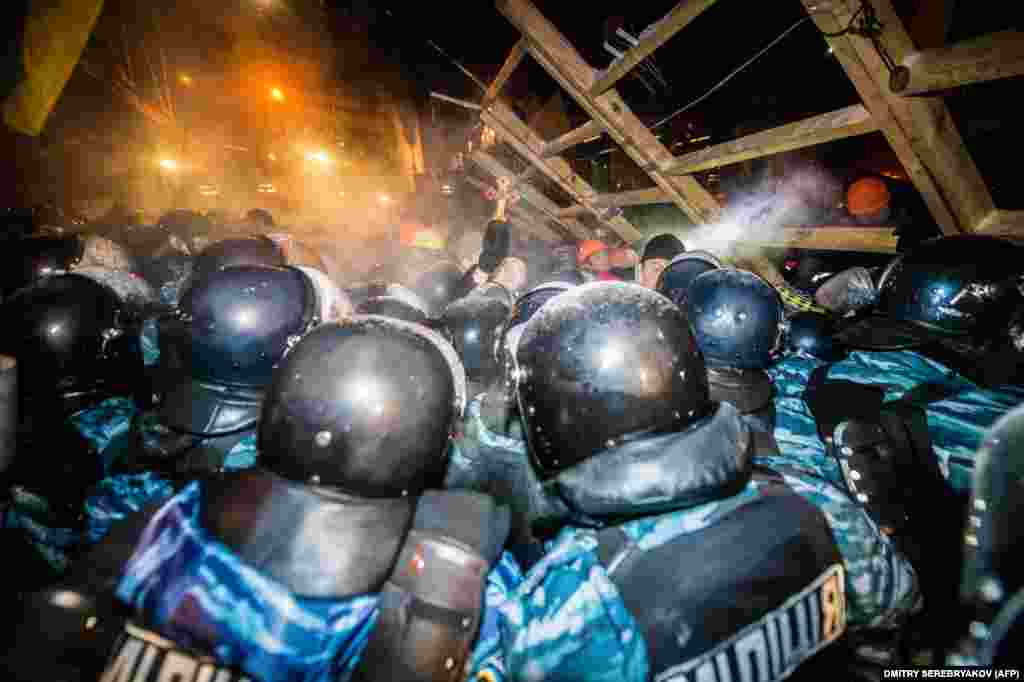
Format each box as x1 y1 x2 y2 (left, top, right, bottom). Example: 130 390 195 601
0 208 1021 681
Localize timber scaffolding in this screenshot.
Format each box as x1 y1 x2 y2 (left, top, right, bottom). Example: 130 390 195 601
433 0 1024 253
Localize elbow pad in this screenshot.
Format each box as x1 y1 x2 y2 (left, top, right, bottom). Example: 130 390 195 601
351 490 510 682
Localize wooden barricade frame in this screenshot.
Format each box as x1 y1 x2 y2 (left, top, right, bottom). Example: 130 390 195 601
440 0 1022 249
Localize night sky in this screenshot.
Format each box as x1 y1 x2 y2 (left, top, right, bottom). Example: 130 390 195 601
3 0 1021 211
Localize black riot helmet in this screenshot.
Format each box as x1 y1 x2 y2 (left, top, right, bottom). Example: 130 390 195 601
0 274 144 413
157 265 318 436
497 282 574 382
189 236 286 290
2 234 84 298
784 311 848 362
440 292 511 389
412 261 464 318
686 268 784 370
655 250 722 309
516 282 711 477
167 264 317 388
837 235 1024 350
959 404 1024 665
259 317 465 497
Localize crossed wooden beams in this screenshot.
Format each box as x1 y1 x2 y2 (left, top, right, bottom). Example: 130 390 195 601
467 0 1020 247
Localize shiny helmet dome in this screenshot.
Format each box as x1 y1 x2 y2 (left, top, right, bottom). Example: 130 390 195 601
164 264 319 389
187 236 286 292
0 273 144 412
496 282 574 397
412 260 464 319
959 404 1024 665
783 311 848 362
440 291 511 389
515 282 710 478
294 266 353 323
685 268 784 370
837 235 1024 350
655 250 723 309
259 316 465 497
156 264 320 437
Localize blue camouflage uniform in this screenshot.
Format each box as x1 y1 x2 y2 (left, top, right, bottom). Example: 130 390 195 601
469 481 780 682
3 321 256 573
453 383 921 642
763 350 1024 496
111 482 523 682
752 350 1024 634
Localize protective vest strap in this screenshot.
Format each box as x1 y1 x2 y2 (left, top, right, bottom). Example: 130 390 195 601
596 485 845 679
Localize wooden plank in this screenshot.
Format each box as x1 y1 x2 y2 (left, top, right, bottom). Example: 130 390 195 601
974 209 1024 239
804 0 992 236
742 226 900 253
497 0 721 227
663 105 878 175
558 186 671 218
541 119 604 158
482 101 642 242
482 38 529 109
468 150 590 239
891 30 1024 96
463 174 560 241
589 0 721 97
428 91 481 111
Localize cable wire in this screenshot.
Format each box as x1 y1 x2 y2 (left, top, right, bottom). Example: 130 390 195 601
651 15 815 131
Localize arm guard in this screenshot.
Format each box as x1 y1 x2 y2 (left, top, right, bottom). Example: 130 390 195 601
350 490 509 682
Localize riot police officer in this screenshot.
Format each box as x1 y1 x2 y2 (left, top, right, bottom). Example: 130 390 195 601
6 317 517 682
472 283 845 682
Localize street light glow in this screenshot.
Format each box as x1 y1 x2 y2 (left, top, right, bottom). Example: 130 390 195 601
306 149 331 164
178 74 193 86
268 152 277 161
270 87 285 102
378 193 391 204
159 159 178 171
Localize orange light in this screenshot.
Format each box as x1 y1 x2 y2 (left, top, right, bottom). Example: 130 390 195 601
178 74 193 86
270 87 285 102
268 153 277 161
159 159 178 171
305 149 331 164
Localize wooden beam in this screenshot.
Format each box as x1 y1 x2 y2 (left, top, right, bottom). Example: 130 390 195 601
482 39 528 109
468 150 590 239
589 0 721 97
482 101 642 242
428 91 481 111
804 0 992 236
463 174 560 241
742 226 900 253
890 30 1024 96
497 0 721 227
974 209 1024 239
663 105 878 175
541 119 604 158
558 186 671 218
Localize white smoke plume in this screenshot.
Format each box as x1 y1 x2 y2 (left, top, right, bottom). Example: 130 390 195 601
683 162 844 262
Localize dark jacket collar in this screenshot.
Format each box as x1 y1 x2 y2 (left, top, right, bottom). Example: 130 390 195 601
550 401 752 521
